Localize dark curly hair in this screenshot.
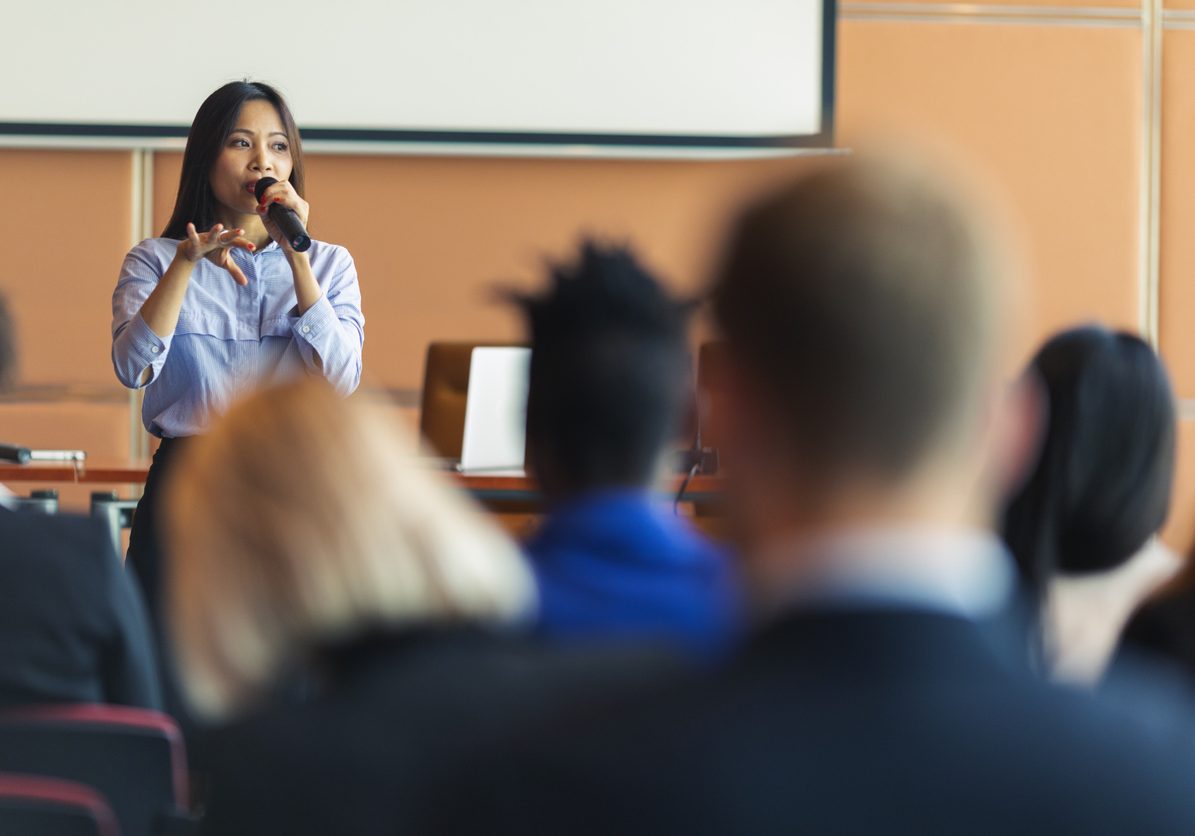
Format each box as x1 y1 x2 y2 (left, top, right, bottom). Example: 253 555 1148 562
503 241 695 496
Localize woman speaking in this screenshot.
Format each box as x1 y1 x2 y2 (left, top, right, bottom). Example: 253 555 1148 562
111 81 365 622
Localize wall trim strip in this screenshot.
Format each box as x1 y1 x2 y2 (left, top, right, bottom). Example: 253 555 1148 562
1144 0 1163 344
1162 9 1195 28
128 150 154 464
840 2 1143 25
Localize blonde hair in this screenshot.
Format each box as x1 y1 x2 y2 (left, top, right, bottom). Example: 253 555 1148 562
164 379 536 720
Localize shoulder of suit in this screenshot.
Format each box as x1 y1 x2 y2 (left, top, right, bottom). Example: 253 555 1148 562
0 509 113 561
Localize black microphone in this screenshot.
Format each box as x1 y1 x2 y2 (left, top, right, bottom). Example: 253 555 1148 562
0 443 31 464
254 176 311 252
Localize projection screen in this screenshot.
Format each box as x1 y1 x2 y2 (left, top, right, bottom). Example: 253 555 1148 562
1 0 835 155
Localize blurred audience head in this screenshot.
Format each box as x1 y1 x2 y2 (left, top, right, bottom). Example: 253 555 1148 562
164 379 535 720
1002 326 1176 593
505 241 694 498
0 290 15 392
710 154 1023 548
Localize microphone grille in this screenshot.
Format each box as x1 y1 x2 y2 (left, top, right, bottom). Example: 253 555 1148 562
254 176 279 201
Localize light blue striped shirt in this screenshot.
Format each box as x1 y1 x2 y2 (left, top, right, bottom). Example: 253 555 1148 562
111 237 364 437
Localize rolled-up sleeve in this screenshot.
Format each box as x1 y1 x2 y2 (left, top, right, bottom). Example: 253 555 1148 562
292 246 364 395
112 247 172 389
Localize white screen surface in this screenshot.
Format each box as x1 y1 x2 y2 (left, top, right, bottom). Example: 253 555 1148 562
3 0 830 150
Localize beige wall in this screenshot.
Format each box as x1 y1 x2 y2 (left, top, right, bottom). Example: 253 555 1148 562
2 1 1193 551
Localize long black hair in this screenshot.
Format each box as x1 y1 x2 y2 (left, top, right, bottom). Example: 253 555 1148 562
162 81 305 240
1002 326 1176 603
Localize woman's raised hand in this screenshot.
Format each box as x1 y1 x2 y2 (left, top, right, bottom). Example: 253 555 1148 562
179 223 256 286
255 179 310 253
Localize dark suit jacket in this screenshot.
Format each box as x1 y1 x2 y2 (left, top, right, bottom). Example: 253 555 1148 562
434 607 1195 835
196 628 682 836
0 506 161 709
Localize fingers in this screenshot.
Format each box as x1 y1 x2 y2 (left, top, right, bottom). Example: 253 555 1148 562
198 225 246 250
226 261 249 287
257 194 297 214
256 180 309 226
181 223 203 262
185 224 260 282
180 222 237 260
187 223 255 285
214 247 250 287
255 180 292 205
215 227 245 246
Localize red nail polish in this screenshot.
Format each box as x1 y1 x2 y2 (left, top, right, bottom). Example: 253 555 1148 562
273 197 283 203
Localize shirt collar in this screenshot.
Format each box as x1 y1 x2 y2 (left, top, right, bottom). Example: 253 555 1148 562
231 239 283 259
759 525 1016 622
0 482 13 510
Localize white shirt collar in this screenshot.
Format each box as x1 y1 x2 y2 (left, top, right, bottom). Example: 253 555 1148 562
0 482 13 510
759 525 1016 621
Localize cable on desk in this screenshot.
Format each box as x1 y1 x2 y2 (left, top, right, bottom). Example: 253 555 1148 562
674 462 700 515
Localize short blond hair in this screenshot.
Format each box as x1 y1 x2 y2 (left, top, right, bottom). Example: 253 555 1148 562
164 379 536 720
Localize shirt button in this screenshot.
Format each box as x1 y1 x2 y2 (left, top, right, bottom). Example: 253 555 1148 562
151 346 160 354
301 325 311 334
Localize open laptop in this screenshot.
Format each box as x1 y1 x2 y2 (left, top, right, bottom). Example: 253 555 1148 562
457 346 531 475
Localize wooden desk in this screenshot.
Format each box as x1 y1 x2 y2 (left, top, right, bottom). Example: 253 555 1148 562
0 461 723 507
0 460 146 485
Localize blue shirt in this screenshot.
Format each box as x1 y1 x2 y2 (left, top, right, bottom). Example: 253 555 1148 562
526 490 740 659
112 237 364 437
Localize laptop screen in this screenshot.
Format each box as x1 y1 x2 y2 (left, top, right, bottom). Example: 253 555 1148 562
459 347 532 474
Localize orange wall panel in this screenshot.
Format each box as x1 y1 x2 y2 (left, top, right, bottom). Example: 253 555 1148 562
1158 31 1195 398
0 151 134 387
838 20 1144 366
847 0 1138 8
0 401 129 457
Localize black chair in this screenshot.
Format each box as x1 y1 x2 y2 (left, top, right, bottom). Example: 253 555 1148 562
90 492 138 558
0 772 120 836
0 704 194 836
11 489 60 514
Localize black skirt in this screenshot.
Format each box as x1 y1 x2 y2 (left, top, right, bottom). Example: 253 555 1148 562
125 436 192 631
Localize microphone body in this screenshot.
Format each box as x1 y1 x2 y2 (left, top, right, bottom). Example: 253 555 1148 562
255 177 311 252
0 443 32 464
